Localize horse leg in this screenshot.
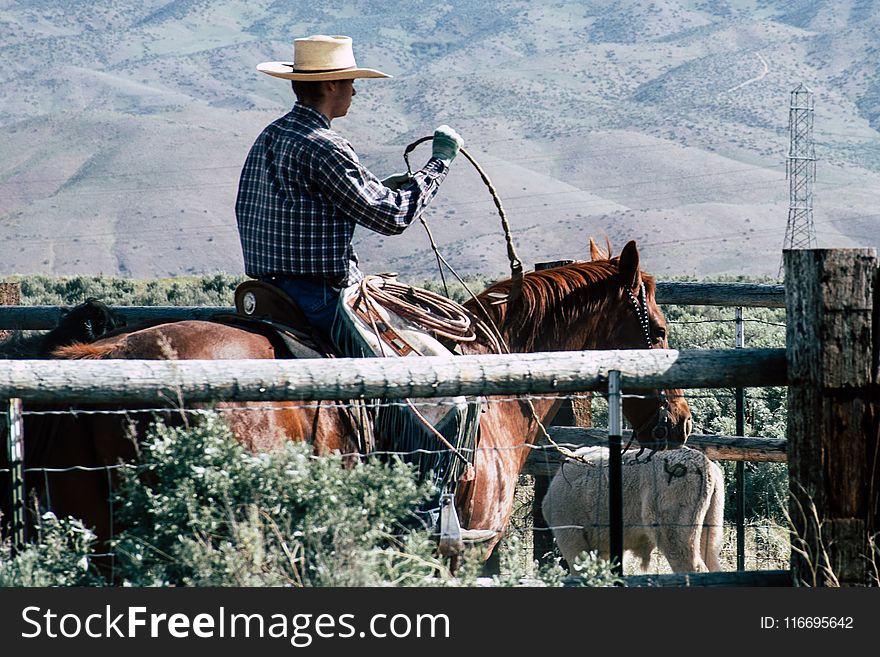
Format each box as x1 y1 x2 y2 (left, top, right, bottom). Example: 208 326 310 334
657 524 708 573
30 413 119 574
701 475 725 572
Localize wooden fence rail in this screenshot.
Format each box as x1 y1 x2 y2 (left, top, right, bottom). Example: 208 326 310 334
522 428 786 477
0 305 231 330
0 348 786 404
0 282 785 330
654 282 784 308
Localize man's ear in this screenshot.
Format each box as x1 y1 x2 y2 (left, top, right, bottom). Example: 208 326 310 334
618 240 641 291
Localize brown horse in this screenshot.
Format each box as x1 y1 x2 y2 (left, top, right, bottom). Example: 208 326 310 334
10 239 691 560
452 239 691 548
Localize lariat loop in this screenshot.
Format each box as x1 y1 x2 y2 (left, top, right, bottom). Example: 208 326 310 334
403 136 523 304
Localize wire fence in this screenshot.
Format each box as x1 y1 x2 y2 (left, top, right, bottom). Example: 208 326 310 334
2 387 788 576
1 291 789 581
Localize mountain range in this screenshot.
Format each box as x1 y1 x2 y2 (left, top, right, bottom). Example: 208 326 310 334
1 0 879 282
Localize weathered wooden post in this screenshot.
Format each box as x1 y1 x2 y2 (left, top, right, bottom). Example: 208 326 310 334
734 307 746 571
785 247 879 586
1 283 23 549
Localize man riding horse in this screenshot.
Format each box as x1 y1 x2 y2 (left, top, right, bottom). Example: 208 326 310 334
235 34 464 349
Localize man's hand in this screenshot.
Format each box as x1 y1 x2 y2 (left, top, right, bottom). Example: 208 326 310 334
432 125 464 166
381 172 413 191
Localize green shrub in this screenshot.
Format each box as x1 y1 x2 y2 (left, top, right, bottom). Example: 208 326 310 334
10 273 485 307
110 415 453 586
663 301 788 523
14 273 245 306
0 513 103 587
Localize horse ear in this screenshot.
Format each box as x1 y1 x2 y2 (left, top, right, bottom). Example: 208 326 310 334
618 240 641 291
589 237 614 261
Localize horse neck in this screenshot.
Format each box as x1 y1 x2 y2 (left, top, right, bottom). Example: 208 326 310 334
463 270 624 438
470 270 624 354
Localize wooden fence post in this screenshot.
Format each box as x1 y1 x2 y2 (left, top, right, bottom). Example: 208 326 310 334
784 248 879 586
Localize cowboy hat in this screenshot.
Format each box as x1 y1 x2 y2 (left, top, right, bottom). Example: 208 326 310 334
257 35 391 81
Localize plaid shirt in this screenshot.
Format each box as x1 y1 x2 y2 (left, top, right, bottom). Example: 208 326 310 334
235 103 449 285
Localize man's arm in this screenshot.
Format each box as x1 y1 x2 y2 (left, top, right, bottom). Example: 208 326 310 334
309 136 449 236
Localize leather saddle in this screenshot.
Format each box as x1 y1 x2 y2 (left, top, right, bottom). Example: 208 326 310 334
219 280 334 359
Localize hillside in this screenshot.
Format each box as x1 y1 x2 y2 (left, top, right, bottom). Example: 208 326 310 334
1 0 879 281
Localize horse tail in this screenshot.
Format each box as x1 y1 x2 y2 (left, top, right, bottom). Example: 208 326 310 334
52 342 118 360
701 461 725 572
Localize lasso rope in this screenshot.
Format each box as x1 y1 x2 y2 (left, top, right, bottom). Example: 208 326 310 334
403 137 524 303
399 137 588 464
353 275 479 473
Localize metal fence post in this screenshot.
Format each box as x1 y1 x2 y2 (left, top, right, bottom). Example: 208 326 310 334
608 370 623 576
735 307 746 571
6 397 26 549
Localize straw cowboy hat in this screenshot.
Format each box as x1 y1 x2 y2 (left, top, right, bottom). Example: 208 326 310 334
257 35 391 81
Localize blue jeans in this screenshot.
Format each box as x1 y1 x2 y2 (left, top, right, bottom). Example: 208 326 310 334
261 275 341 346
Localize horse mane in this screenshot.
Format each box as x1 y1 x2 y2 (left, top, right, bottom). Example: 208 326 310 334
52 342 117 359
466 258 656 351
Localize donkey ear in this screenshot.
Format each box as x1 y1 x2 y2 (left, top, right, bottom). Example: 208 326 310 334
618 240 641 291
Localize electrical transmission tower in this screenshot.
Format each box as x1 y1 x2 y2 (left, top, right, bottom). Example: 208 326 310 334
783 84 817 254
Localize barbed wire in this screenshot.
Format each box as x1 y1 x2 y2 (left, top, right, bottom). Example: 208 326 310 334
0 386 787 419
744 319 787 328
3 436 782 469
668 318 786 328
22 463 134 475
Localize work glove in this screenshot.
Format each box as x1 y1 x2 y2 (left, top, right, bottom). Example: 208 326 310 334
381 172 413 191
432 125 464 166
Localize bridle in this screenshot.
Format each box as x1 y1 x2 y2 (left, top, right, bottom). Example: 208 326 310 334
625 281 671 447
625 281 652 349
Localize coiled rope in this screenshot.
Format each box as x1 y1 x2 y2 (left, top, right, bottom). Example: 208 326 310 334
358 275 475 342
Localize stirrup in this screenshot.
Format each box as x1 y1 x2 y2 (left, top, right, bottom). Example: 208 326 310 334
438 493 463 557
438 493 497 557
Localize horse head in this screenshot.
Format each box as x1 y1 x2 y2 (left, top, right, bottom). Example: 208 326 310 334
591 239 692 449
48 298 128 348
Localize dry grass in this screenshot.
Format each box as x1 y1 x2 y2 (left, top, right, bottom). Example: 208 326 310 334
630 522 789 575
